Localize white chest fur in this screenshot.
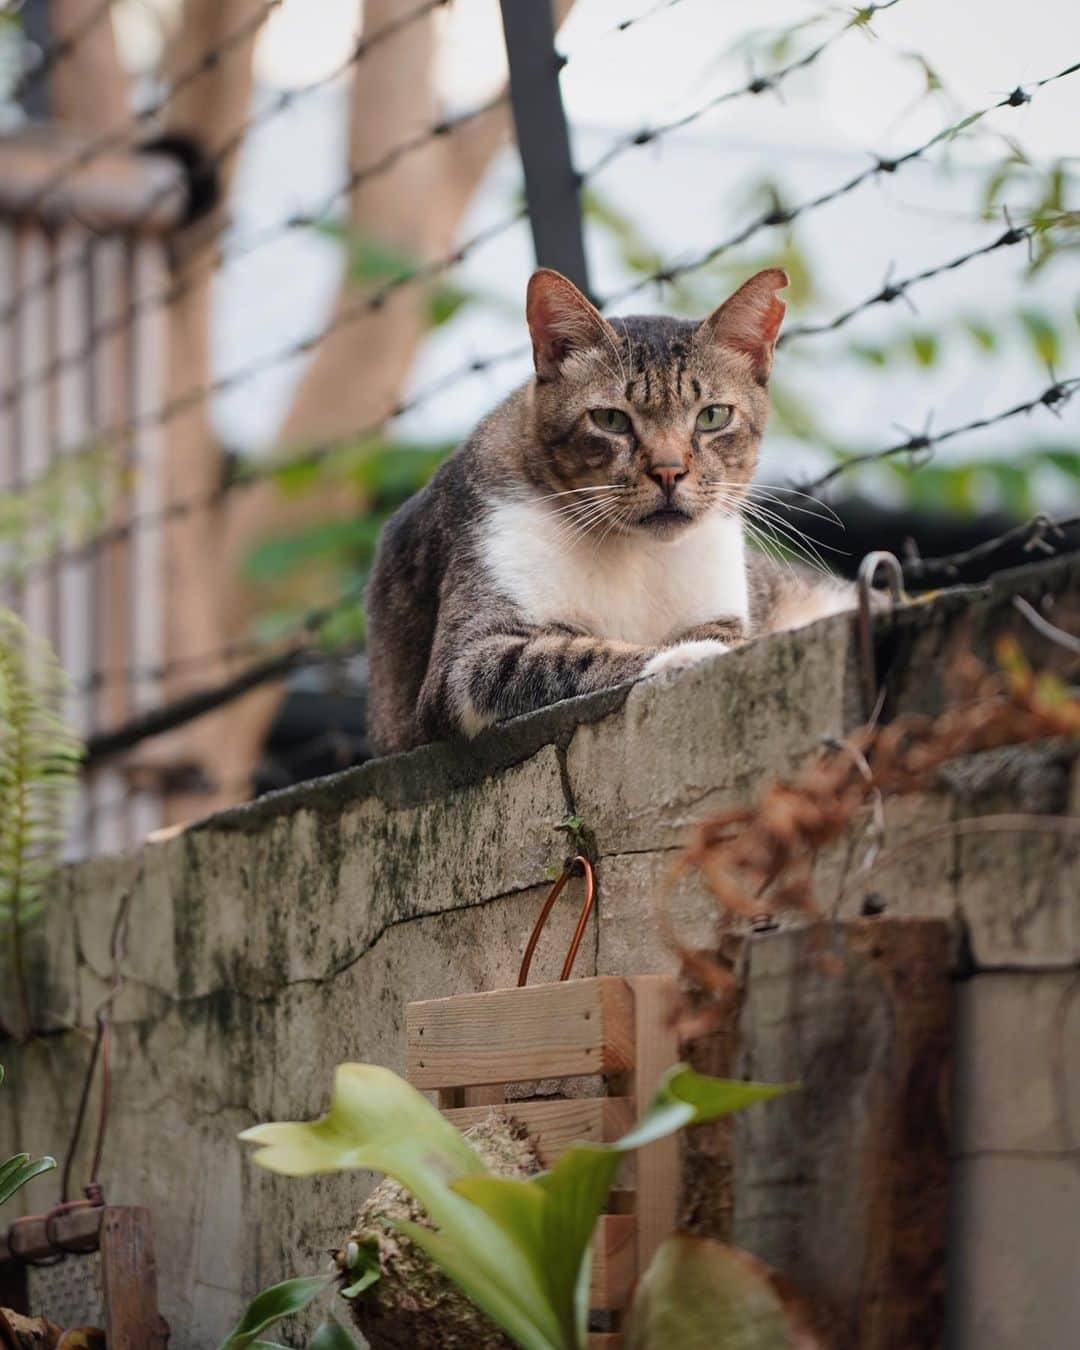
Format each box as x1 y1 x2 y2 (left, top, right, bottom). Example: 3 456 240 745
479 498 748 646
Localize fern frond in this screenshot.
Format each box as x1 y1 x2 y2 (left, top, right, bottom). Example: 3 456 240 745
0 609 83 1038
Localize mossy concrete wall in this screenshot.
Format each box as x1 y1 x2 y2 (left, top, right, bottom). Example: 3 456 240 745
2 555 1077 1349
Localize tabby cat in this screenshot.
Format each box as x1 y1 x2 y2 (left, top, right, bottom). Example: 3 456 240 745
366 266 850 754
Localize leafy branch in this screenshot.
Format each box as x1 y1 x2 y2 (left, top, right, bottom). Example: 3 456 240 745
0 610 83 1041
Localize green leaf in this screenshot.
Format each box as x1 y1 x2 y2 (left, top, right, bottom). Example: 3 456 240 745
850 342 888 367
616 1064 795 1151
0 1153 56 1208
427 283 473 329
241 1064 792 1350
241 1065 565 1349
625 1236 825 1349
395 1218 565 1350
454 1066 793 1347
309 1317 361 1349
1018 309 1061 367
909 332 939 367
243 519 381 585
0 611 83 980
965 319 998 352
985 461 1035 516
1039 448 1080 481
339 1237 381 1300
217 1275 329 1349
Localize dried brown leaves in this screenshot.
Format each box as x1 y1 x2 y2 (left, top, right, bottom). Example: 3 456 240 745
669 638 1079 1020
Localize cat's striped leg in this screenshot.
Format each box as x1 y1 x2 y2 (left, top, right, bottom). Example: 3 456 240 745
419 620 653 740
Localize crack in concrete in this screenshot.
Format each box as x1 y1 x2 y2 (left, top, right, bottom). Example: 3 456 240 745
67 873 568 1021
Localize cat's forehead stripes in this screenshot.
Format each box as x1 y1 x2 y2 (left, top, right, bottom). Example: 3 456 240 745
609 315 707 410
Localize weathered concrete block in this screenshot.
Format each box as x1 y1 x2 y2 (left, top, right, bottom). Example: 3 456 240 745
2 554 1077 1347
947 1156 1080 1349
954 972 1080 1155
566 617 854 854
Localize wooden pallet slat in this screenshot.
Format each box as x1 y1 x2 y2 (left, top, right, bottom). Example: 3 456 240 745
626 975 679 1274
408 976 635 1089
408 974 681 1350
589 1214 636 1311
443 1096 635 1166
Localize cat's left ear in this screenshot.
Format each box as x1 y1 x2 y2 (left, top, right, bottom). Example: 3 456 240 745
526 269 618 381
698 268 789 380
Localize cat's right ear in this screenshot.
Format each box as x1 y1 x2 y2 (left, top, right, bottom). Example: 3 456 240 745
526 269 615 381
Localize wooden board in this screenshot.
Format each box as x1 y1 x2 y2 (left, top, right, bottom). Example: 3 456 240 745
625 976 679 1275
443 1096 635 1166
589 1214 636 1311
408 977 635 1089
729 918 952 1350
0 1204 101 1264
101 1207 168 1349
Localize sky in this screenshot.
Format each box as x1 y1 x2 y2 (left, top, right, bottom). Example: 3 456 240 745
251 0 1080 159
199 0 1080 502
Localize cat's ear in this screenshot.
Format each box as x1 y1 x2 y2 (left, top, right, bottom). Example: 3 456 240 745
526 269 616 381
698 268 789 379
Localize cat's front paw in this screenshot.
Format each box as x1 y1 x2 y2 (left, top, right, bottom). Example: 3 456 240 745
641 638 730 680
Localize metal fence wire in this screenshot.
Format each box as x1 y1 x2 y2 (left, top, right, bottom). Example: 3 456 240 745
0 0 1077 855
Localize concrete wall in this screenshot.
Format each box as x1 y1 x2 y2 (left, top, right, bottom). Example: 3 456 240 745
2 554 1077 1348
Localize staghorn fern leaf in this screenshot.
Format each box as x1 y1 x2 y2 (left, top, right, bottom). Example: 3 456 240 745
0 609 83 1038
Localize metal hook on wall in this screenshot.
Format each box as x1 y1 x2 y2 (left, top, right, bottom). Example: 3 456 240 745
517 855 596 987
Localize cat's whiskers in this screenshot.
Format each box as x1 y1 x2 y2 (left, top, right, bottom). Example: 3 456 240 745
741 514 794 574
738 500 836 575
590 503 633 554
567 493 634 549
549 492 626 526
704 483 810 575
533 484 623 505
703 477 843 528
744 484 844 528
549 494 626 547
592 311 628 386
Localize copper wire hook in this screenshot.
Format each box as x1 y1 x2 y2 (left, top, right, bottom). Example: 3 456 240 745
517 855 596 987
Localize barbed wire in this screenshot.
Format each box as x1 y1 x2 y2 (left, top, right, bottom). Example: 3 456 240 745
140 56 1080 453
4 8 1079 724
60 371 1080 701
0 0 462 331
2 0 284 230
7 207 1065 578
82 578 368 765
20 36 1067 500
557 0 692 57
0 0 704 410
779 220 1036 346
802 375 1080 495
0 0 900 399
902 511 1080 585
581 0 904 182
0 88 514 409
603 57 1080 309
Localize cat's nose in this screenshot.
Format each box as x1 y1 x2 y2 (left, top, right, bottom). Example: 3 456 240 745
647 462 689 496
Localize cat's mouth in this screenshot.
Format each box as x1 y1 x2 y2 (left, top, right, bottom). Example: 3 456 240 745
642 507 691 526
636 506 695 535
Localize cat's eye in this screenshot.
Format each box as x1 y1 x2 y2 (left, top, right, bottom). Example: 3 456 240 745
590 408 632 434
696 404 734 431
